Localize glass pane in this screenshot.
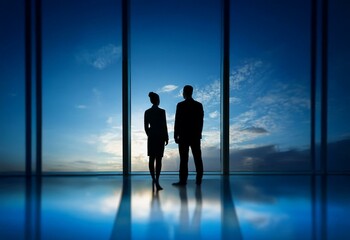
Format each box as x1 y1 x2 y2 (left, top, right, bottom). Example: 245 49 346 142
0 178 25 239
328 0 350 171
131 0 222 172
229 0 311 171
0 1 25 173
42 0 122 172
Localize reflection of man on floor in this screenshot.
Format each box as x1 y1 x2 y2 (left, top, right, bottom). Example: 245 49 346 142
173 85 204 186
176 186 202 239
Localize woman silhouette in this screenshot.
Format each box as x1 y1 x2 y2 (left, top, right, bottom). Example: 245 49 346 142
144 92 169 191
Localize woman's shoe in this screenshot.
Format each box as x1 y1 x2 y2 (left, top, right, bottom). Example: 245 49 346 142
156 181 163 191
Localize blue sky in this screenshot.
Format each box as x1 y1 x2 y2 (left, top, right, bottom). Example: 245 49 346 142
130 0 222 171
229 0 312 171
0 0 349 172
0 0 25 171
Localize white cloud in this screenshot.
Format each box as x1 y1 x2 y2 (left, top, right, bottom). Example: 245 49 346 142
92 88 102 103
228 59 310 150
229 110 273 148
96 131 123 157
167 113 175 122
234 110 257 125
43 153 123 172
230 126 261 148
106 117 113 124
194 80 220 107
75 105 87 109
230 60 263 90
202 129 221 149
77 44 121 70
209 111 219 119
158 85 178 93
251 82 310 124
230 97 241 104
92 88 101 96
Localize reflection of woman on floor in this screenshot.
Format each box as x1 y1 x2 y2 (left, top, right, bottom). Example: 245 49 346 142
144 92 169 191
146 191 169 240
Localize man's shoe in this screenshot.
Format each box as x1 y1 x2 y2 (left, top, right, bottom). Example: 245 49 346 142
172 182 186 186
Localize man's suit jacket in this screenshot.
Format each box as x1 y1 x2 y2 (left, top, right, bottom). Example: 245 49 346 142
174 98 204 143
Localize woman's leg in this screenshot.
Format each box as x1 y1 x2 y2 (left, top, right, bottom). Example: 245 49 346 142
155 156 163 190
149 156 155 181
155 157 162 180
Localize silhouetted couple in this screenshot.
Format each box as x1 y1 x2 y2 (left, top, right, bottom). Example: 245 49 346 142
144 85 204 191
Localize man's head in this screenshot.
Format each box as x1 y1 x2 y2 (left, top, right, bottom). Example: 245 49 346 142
182 85 193 99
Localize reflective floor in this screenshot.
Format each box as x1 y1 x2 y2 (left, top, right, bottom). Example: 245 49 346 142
0 175 349 240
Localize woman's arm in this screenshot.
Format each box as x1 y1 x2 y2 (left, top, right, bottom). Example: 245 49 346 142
144 111 149 136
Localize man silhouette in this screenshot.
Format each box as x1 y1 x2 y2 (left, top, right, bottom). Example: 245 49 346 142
173 85 204 186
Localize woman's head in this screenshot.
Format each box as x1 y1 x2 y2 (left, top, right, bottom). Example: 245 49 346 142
148 92 160 105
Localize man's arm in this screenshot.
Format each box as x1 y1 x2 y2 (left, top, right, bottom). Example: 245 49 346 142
199 103 204 138
174 104 180 143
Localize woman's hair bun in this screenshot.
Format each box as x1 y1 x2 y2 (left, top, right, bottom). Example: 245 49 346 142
148 92 159 105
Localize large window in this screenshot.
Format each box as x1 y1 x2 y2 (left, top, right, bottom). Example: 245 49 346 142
0 1 25 173
130 0 222 172
2 0 349 175
229 0 311 171
328 0 350 171
42 0 122 172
